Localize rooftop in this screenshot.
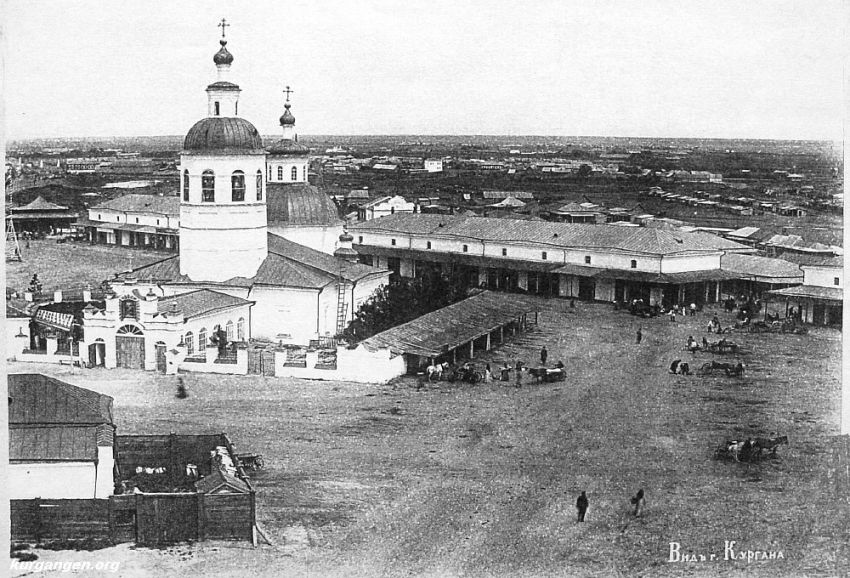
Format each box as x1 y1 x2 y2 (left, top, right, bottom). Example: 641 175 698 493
351 214 746 256
8 374 113 425
266 183 343 227
91 193 179 215
156 289 253 320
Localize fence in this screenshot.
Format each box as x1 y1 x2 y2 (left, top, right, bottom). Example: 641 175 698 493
11 498 111 542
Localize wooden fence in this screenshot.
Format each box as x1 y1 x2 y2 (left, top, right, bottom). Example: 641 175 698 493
11 493 255 545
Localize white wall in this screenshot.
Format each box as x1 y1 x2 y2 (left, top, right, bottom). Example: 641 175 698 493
248 286 321 343
9 462 97 499
266 155 309 183
804 266 842 288
269 223 342 255
274 344 406 383
660 253 721 273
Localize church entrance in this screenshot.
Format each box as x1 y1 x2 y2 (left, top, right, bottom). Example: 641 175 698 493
155 341 167 374
116 325 145 369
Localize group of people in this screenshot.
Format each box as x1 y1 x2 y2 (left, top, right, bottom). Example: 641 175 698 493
575 488 646 522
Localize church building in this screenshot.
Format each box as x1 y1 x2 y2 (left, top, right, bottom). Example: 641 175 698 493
103 25 388 366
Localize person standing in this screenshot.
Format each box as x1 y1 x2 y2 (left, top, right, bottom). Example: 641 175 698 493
576 491 589 522
484 363 492 383
636 327 643 344
631 489 646 517
540 346 548 366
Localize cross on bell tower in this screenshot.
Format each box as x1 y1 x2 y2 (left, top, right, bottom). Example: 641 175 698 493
218 17 230 38
283 86 294 102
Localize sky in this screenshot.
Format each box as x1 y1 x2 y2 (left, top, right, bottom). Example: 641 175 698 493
2 0 847 140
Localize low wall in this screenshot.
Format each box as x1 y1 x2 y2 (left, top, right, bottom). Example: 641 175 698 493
273 345 406 384
177 347 248 375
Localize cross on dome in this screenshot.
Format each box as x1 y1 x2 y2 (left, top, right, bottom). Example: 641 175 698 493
218 18 230 39
283 86 294 102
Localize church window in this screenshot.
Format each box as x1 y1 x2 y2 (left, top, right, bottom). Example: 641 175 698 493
183 170 190 201
463 244 468 252
256 170 263 200
214 101 220 116
291 166 298 181
198 328 207 352
231 171 245 202
202 170 215 202
237 317 245 341
226 320 234 341
277 166 283 180
185 332 194 355
119 298 137 320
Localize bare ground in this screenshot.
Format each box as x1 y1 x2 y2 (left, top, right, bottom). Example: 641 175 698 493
7 298 846 577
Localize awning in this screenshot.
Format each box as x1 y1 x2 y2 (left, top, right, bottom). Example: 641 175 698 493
765 285 843 303
35 309 74 331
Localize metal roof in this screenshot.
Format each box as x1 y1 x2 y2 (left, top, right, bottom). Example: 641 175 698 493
766 285 843 303
359 291 539 358
8 374 114 425
266 183 343 227
352 214 745 256
183 117 264 154
157 289 253 320
721 253 804 283
91 194 179 215
11 196 69 212
9 425 112 462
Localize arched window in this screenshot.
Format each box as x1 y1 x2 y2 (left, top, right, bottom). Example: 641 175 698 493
198 328 207 351
117 324 143 335
185 331 194 355
231 171 245 202
277 166 283 181
291 166 298 181
256 170 263 200
183 170 189 201
226 320 234 341
237 317 245 341
202 170 215 202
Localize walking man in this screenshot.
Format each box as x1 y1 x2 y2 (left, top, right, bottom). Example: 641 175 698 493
540 346 548 366
636 327 643 344
576 491 589 522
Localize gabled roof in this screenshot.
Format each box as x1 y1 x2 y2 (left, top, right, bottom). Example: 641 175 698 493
267 233 384 283
195 468 251 494
91 194 179 215
351 214 746 256
8 374 113 425
720 253 804 282
12 195 68 212
157 289 253 320
9 424 113 462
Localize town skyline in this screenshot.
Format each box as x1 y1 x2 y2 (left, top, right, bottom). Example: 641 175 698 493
4 0 846 142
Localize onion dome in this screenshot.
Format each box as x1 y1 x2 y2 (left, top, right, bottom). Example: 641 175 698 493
279 103 295 126
339 230 354 243
213 39 233 65
183 117 264 153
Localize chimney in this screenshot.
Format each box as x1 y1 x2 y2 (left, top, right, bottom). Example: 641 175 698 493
82 288 92 302
53 290 63 303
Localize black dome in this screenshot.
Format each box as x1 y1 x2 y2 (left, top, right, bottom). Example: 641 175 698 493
267 139 309 155
213 39 233 65
183 117 264 153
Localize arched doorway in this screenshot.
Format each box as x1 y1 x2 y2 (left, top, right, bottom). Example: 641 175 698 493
116 325 145 369
88 338 106 367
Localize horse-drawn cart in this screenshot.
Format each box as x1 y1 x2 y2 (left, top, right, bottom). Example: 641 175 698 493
235 453 265 472
528 367 566 383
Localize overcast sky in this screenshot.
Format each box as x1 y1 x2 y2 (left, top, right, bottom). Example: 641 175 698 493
3 0 846 140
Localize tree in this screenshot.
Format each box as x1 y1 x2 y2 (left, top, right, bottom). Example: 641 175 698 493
343 270 470 342
28 273 43 295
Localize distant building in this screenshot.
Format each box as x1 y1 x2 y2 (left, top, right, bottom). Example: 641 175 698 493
65 158 101 174
358 195 416 221
81 194 180 251
424 159 443 172
766 256 842 326
10 196 78 235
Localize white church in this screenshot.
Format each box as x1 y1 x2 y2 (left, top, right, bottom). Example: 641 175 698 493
95 27 389 368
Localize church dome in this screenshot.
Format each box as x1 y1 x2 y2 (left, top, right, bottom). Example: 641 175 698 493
266 183 344 227
279 103 295 126
213 39 233 65
267 139 309 155
183 117 264 153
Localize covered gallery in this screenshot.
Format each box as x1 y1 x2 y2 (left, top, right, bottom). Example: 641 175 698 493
359 291 539 373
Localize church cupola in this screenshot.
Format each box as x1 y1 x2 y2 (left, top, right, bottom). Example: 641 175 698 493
206 18 241 117
334 229 358 263
267 86 309 183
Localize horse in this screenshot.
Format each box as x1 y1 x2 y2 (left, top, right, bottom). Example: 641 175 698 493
726 438 756 462
669 359 681 374
426 362 449 381
754 435 788 457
